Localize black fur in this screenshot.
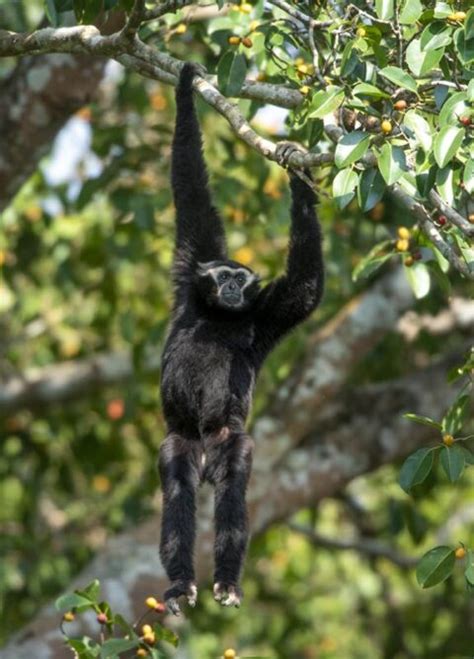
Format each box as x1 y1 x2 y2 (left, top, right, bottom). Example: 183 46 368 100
158 63 324 612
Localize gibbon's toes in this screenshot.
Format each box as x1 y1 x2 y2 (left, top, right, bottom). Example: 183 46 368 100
275 141 306 168
166 597 181 616
187 583 198 607
164 581 197 615
213 583 242 608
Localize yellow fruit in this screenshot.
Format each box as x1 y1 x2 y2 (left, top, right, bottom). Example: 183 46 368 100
249 20 260 31
175 23 187 34
443 433 454 446
242 37 253 48
396 239 409 252
381 120 392 134
295 57 305 66
142 624 153 635
404 256 414 267
92 474 111 493
455 547 467 559
143 632 156 645
448 11 466 21
397 226 410 239
137 650 148 657
356 27 367 37
145 597 158 609
240 2 252 13
63 612 75 622
468 214 474 224
228 36 241 45
299 85 310 95
224 650 237 659
297 63 308 74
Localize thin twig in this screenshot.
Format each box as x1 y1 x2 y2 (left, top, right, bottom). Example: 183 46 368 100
120 0 146 40
428 190 474 238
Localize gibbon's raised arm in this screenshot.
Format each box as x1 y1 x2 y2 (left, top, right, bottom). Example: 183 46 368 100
171 64 227 288
254 172 324 351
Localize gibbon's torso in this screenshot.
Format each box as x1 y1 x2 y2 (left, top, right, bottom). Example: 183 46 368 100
160 309 258 439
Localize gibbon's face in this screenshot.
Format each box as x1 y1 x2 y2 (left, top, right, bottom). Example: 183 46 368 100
197 260 260 312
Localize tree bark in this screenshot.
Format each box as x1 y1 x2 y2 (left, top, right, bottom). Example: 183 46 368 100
0 12 123 211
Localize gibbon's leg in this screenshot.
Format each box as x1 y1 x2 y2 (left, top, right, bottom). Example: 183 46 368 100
204 431 254 607
158 433 202 615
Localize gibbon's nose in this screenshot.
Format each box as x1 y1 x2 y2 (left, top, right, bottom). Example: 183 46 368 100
227 280 238 292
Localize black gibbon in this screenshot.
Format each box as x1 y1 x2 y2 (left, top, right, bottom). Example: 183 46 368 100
158 63 324 614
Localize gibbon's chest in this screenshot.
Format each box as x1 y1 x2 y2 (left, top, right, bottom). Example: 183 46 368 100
162 318 256 387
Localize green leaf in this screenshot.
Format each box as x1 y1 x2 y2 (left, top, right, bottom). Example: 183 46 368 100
416 546 455 588
55 592 92 612
153 623 180 647
463 158 474 194
436 166 455 205
334 132 370 168
45 0 59 26
466 9 474 40
404 261 431 299
404 110 432 152
461 446 474 466
454 27 474 64
434 2 453 19
399 0 423 24
467 79 474 102
332 168 358 209
442 394 470 435
69 637 100 657
77 580 100 602
465 550 474 585
399 447 434 493
440 445 465 482
353 82 390 99
406 40 444 76
403 413 442 430
439 91 469 126
379 66 417 93
352 240 393 281
357 168 386 212
100 638 139 658
217 52 247 97
433 126 464 168
377 144 406 185
307 86 344 119
420 22 453 50
375 0 394 20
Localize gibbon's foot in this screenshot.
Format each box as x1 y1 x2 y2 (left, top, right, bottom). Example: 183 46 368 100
164 581 198 616
213 583 242 608
275 141 307 169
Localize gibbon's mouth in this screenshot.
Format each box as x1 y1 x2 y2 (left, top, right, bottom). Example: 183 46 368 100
223 293 242 306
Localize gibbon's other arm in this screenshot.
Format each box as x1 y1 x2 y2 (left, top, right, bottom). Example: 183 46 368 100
254 168 324 351
171 64 227 291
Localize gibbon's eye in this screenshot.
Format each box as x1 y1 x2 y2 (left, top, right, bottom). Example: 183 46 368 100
236 274 246 286
218 271 230 284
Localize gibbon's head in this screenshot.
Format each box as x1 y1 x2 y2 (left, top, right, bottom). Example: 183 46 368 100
196 260 260 312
